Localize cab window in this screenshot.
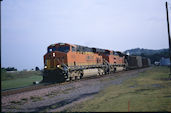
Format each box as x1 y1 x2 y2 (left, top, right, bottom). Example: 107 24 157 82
48 47 56 53
57 46 70 53
110 51 114 55
72 46 76 52
114 52 118 56
105 51 110 55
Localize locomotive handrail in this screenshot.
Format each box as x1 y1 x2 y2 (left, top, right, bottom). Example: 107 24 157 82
68 64 106 71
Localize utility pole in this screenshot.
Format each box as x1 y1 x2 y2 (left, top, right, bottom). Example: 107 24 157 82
165 1 171 79
0 0 2 72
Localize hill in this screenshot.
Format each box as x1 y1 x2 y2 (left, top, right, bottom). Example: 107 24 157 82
124 48 169 56
124 48 170 64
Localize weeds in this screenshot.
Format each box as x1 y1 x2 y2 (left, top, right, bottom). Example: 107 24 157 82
30 96 44 102
66 67 171 112
10 98 29 106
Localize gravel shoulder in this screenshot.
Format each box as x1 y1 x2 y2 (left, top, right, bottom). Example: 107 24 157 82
2 68 151 112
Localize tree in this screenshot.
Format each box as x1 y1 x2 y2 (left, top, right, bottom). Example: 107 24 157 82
5 67 17 71
35 67 40 71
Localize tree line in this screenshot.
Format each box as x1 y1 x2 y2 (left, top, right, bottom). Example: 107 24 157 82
2 67 17 71
2 66 40 71
132 51 169 64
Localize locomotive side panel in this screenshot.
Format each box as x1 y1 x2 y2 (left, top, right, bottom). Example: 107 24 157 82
100 50 125 65
113 55 125 65
67 51 103 66
101 54 109 63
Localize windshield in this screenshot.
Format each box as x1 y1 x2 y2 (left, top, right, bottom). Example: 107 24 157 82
104 51 110 55
48 47 56 53
57 46 70 53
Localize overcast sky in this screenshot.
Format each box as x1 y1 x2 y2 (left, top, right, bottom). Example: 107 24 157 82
2 0 171 70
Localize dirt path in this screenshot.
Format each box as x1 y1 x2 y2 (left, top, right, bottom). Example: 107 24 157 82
2 68 151 112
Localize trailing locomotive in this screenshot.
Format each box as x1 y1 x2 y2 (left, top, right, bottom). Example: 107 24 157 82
42 43 151 82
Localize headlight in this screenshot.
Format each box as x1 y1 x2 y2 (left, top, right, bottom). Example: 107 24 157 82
53 53 55 57
57 65 60 67
44 66 47 68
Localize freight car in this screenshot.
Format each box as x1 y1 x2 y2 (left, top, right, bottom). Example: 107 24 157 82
42 43 151 83
125 55 138 70
124 55 151 70
142 57 151 67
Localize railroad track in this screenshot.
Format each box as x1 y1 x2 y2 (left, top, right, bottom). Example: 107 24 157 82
1 67 150 97
1 81 69 97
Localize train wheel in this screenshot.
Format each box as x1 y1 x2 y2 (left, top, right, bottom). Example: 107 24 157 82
114 68 116 73
77 76 81 80
99 69 104 76
69 77 72 81
75 76 78 80
66 78 70 82
80 73 83 79
72 76 76 81
77 76 79 80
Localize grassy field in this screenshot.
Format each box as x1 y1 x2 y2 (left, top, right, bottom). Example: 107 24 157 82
66 67 171 112
1 70 43 90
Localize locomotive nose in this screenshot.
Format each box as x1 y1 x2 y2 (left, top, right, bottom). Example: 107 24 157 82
44 51 67 70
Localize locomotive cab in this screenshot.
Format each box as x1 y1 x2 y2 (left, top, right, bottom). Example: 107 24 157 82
43 43 75 82
44 43 76 70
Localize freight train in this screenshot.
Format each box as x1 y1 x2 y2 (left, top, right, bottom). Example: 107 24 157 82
42 43 151 82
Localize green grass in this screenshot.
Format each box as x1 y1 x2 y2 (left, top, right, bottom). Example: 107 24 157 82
65 66 171 112
1 71 43 90
1 70 42 81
